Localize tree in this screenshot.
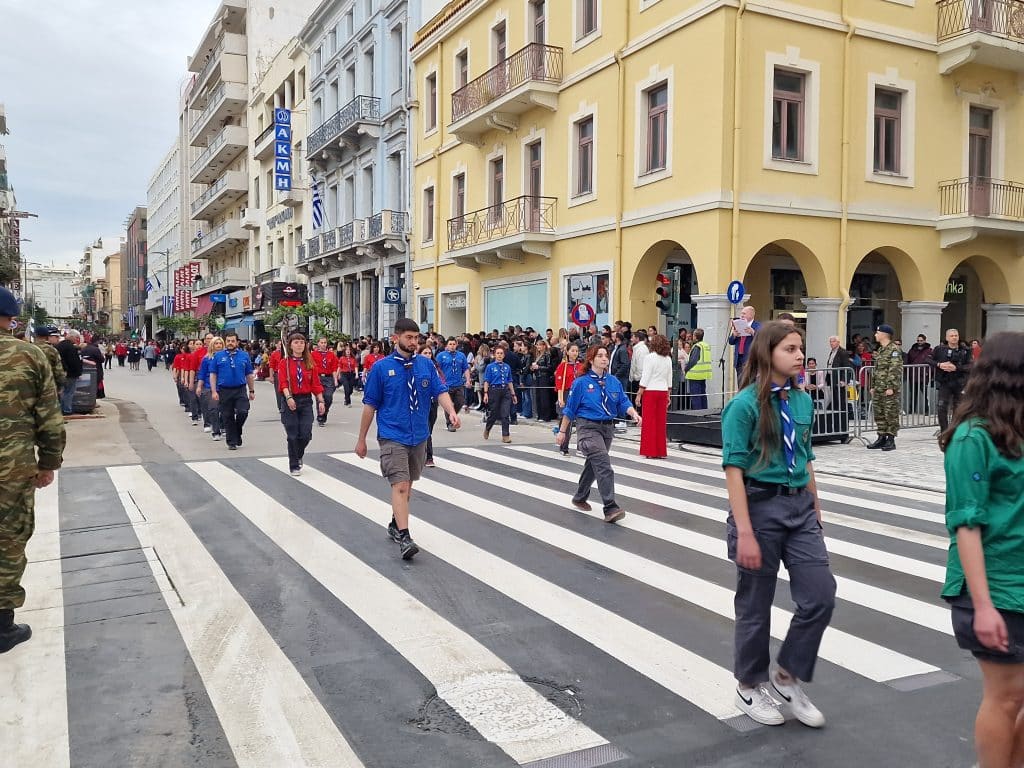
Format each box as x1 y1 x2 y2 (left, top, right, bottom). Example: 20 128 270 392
156 315 201 338
264 299 348 345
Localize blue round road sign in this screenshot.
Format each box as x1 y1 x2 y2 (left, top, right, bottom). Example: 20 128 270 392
727 280 745 305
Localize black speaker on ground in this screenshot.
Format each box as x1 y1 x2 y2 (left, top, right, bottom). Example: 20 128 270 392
666 407 850 448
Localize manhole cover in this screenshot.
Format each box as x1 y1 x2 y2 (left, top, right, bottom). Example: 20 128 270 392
411 674 584 739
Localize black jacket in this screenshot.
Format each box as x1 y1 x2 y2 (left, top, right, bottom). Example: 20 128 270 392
56 339 83 377
929 343 971 387
824 346 851 371
610 343 631 380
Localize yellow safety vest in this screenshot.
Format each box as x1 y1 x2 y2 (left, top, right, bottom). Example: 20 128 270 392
685 341 713 381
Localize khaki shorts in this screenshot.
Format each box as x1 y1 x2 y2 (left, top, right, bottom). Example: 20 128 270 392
379 439 427 485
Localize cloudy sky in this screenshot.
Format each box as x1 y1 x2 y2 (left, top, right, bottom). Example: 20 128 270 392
1 0 218 269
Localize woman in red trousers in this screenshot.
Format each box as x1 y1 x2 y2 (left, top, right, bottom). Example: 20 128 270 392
637 333 673 458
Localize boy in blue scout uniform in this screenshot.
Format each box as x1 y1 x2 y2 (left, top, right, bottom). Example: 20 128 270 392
557 345 641 523
356 318 462 560
436 337 470 431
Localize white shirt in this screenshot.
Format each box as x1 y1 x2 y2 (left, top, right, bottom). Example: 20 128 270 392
639 352 673 391
630 341 650 382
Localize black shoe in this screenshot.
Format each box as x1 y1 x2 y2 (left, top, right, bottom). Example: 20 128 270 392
866 435 886 449
0 613 31 653
881 435 896 451
387 519 402 543
228 444 238 451
399 532 419 561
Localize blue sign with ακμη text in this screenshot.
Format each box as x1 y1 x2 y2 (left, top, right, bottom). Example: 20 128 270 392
273 109 292 191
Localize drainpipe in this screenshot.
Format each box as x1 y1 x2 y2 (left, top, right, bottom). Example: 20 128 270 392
729 0 748 286
838 0 855 337
613 2 631 321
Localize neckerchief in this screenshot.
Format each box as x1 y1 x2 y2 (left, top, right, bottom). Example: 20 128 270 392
588 372 612 417
394 353 418 412
771 381 796 475
291 356 304 390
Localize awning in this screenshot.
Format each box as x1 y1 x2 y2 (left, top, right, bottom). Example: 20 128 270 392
239 316 257 326
222 318 241 331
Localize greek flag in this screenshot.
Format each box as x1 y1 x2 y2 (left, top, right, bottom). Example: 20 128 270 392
127 306 137 327
145 277 154 293
162 295 174 316
311 176 325 231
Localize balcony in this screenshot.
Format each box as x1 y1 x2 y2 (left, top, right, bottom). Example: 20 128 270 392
194 265 251 296
937 176 1024 247
364 209 409 251
447 196 556 268
298 220 366 271
240 207 264 230
937 0 1024 73
253 123 276 160
190 219 249 261
306 96 381 160
274 186 304 208
449 43 563 146
191 170 248 221
188 0 245 77
189 33 247 108
189 124 247 184
189 81 247 147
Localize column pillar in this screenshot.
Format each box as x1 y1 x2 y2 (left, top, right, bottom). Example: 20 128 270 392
982 303 1024 335
360 274 373 337
801 298 844 368
325 281 340 330
342 279 354 336
898 300 948 348
692 294 734 410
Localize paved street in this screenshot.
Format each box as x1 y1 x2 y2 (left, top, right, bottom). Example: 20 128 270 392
2 365 976 768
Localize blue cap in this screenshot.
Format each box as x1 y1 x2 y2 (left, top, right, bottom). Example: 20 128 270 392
0 286 20 318
876 323 895 336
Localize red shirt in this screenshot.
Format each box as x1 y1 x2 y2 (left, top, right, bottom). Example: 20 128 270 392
277 357 324 395
115 343 127 356
172 353 188 374
555 360 584 394
191 347 206 372
268 349 283 378
364 353 384 372
337 354 357 374
311 349 339 375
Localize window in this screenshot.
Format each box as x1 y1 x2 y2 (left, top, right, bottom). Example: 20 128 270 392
577 0 598 40
645 84 668 173
490 157 504 226
531 0 546 44
423 186 435 242
456 50 469 89
425 73 437 131
873 89 901 174
453 173 466 219
575 117 594 196
772 69 805 161
390 27 404 93
494 21 507 64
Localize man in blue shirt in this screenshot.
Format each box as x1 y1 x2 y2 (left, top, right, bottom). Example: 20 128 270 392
356 318 460 560
435 337 470 431
209 332 255 450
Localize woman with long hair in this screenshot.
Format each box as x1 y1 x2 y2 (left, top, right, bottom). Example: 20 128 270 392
554 344 584 455
419 343 442 468
638 333 673 458
277 333 326 475
337 343 358 406
532 339 556 422
472 343 491 413
938 332 1024 768
721 321 835 728
195 336 225 441
557 345 641 522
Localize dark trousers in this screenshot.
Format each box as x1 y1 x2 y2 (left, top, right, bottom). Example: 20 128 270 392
572 420 618 513
272 380 286 414
189 387 202 422
318 376 336 424
282 394 314 470
485 388 512 436
727 488 836 684
686 379 708 410
936 383 962 432
146 358 156 371
339 372 355 405
218 386 250 447
445 386 464 427
201 390 222 436
426 400 438 461
534 385 555 421
177 381 187 407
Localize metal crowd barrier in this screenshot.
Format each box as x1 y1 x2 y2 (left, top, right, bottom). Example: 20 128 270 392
854 364 938 435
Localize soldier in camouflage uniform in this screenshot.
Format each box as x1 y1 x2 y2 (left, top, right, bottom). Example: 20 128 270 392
34 325 66 397
0 287 65 652
867 323 903 452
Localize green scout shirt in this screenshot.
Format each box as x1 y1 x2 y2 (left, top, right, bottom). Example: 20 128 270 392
942 419 1024 613
721 383 816 488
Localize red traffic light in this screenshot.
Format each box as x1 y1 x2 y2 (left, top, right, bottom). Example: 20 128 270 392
656 273 671 285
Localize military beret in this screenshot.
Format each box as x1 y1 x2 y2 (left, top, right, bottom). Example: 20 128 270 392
876 323 895 336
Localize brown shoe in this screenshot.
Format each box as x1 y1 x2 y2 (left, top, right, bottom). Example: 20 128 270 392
603 508 626 524
483 427 491 440
502 435 511 443
572 499 592 512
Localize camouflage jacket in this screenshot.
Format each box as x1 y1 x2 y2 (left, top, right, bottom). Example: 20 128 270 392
0 332 66 480
872 341 904 392
36 340 67 391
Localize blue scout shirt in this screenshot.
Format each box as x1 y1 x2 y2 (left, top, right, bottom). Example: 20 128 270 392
211 348 254 389
364 353 448 446
197 356 214 389
563 371 631 422
436 349 469 387
483 361 513 389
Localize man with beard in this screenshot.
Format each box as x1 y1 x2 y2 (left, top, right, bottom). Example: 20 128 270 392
356 318 461 560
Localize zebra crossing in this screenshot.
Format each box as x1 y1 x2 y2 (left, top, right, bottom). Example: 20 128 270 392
3 445 976 768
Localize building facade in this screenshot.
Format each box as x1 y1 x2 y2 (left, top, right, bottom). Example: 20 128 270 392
123 206 148 335
145 141 183 335
411 0 1024 394
75 235 119 326
24 266 77 320
297 0 422 338
100 246 123 334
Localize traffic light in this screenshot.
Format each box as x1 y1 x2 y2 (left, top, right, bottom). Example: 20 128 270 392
655 267 680 317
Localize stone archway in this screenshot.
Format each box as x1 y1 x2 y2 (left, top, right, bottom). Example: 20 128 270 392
740 239 828 324
627 240 700 331
846 247 922 344
941 254 1012 340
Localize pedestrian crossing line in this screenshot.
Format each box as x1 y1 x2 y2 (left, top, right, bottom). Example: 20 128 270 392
4 477 70 768
400 453 951 635
335 452 951 672
600 448 945 522
200 460 612 763
107 466 366 768
267 458 744 724
512 446 945 528
454 447 948 558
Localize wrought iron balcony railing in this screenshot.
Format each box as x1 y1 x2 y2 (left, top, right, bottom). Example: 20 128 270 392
451 43 563 124
937 0 1024 42
297 244 306 263
254 123 274 147
306 96 381 157
367 210 409 239
447 195 556 250
939 176 1024 219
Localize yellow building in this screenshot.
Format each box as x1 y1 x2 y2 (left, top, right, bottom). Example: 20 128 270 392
410 0 1024 390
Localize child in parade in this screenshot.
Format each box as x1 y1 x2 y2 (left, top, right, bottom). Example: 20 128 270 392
418 343 442 468
277 333 326 475
483 345 517 443
337 344 358 406
554 344 584 456
721 321 835 728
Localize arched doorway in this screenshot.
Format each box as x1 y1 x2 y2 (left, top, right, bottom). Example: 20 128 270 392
941 255 1011 342
847 248 917 345
628 240 699 333
741 240 827 328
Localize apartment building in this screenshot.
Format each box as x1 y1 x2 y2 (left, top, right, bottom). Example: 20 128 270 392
411 0 1024 386
145 142 183 333
297 0 423 338
123 206 148 336
75 235 119 324
24 266 77 320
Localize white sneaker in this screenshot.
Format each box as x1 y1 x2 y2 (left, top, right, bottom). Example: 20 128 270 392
771 674 825 728
735 684 784 726
212 434 221 441
203 426 212 433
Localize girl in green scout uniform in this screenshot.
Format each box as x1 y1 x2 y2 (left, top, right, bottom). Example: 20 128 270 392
938 332 1024 768
721 321 836 729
